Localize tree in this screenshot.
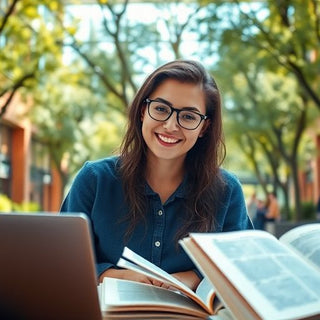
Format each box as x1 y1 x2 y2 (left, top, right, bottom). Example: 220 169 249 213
30 64 125 196
215 38 312 220
192 0 320 219
154 1 203 59
0 0 64 116
62 0 207 113
63 0 150 112
215 0 320 111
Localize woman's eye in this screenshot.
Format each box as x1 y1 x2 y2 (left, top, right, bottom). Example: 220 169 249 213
155 105 170 113
181 113 197 121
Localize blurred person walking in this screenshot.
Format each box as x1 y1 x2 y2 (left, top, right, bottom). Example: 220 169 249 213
265 192 281 222
253 198 267 230
247 192 258 221
265 192 280 234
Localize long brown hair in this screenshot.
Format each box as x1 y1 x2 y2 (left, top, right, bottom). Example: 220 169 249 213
119 60 226 240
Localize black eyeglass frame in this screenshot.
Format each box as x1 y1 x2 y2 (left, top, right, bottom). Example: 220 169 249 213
145 98 208 130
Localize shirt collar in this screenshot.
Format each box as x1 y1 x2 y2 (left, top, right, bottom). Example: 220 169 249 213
144 175 188 199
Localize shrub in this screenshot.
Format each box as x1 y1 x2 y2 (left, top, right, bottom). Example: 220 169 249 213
0 194 13 212
0 194 40 213
301 201 316 220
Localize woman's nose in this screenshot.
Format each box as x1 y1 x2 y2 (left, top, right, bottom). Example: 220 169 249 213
163 111 179 131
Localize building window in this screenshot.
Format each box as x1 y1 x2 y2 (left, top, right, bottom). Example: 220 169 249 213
0 124 12 197
30 140 51 208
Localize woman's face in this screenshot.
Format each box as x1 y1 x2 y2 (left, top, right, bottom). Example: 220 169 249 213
141 79 208 164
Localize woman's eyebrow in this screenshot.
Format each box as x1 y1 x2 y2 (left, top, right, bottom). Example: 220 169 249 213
182 106 202 113
153 97 172 106
153 97 201 112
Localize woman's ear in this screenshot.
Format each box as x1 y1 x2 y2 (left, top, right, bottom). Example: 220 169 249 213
141 105 146 122
199 120 210 138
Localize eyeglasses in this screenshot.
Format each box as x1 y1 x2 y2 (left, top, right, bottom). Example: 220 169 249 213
145 98 208 130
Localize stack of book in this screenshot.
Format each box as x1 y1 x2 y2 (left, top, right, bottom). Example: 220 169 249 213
98 223 320 320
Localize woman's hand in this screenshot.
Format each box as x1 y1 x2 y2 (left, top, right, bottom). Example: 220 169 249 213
171 270 201 291
99 268 169 288
99 268 200 292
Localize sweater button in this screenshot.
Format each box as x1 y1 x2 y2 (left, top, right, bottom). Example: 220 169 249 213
155 241 161 247
158 210 163 216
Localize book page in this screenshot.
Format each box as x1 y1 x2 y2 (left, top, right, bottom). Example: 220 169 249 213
180 237 257 320
99 277 209 319
117 247 214 313
189 230 320 320
195 277 220 312
208 309 236 320
279 223 320 271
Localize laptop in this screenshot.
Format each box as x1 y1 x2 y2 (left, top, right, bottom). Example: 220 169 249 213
0 212 102 320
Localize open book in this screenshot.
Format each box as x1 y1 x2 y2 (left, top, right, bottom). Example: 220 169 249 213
98 247 224 319
180 223 320 320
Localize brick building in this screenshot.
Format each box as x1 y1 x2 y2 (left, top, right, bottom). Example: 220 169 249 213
0 94 62 211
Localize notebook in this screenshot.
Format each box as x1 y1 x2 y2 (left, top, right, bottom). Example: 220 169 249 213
0 212 102 320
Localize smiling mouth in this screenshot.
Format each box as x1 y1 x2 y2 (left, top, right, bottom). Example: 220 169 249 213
157 133 180 144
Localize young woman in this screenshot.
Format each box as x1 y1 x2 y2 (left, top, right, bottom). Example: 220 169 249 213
60 59 253 291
